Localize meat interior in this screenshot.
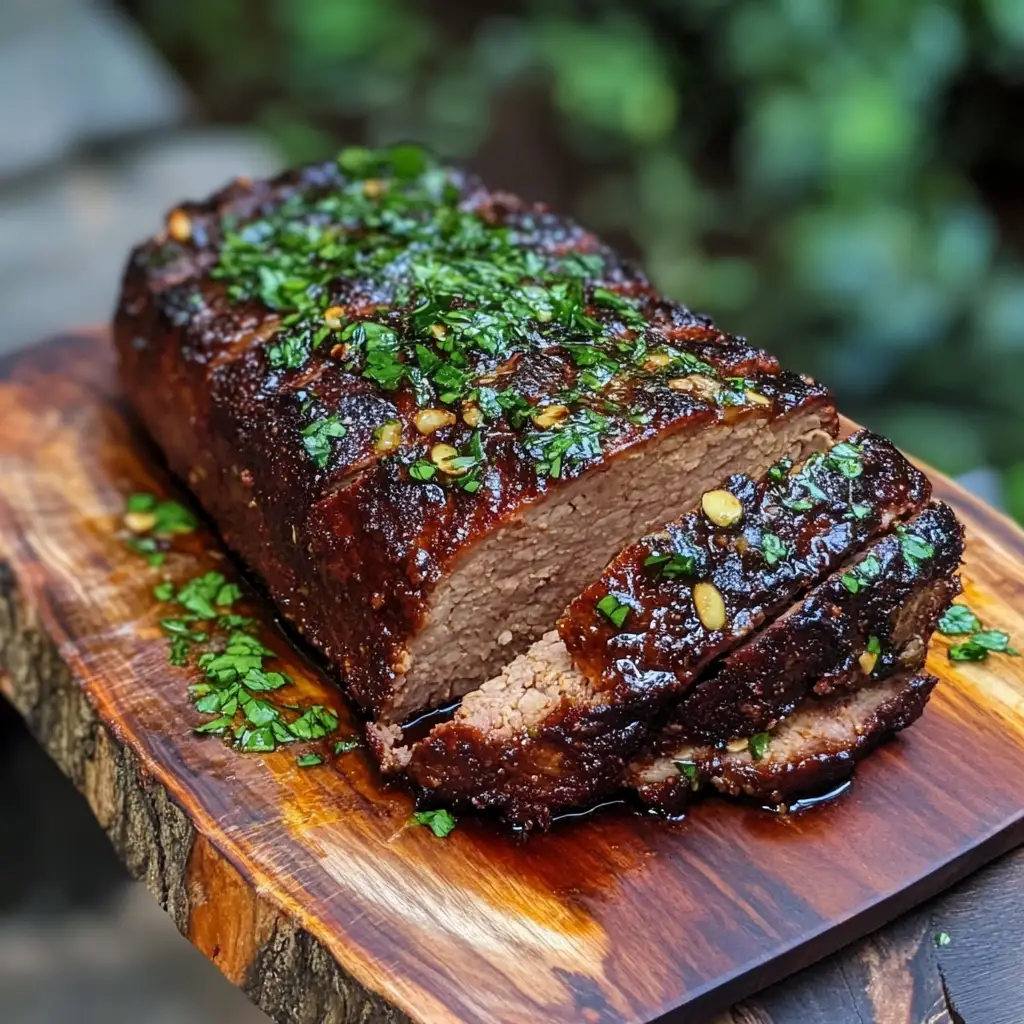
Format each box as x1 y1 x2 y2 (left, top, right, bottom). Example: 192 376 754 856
396 406 834 720
630 670 939 813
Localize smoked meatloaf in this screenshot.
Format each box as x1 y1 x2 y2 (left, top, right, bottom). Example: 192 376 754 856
115 144 837 723
370 431 960 826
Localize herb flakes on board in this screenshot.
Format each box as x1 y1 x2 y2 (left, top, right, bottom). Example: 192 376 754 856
409 808 458 838
120 493 353 760
938 602 1020 663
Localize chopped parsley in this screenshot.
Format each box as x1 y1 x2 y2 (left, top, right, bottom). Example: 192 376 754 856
596 593 631 628
301 414 347 468
126 492 197 535
410 808 457 838
934 932 952 948
895 525 935 572
938 602 1019 663
408 459 437 482
524 407 613 479
122 492 198 566
767 457 793 484
296 753 324 768
822 440 864 479
122 498 341 759
333 738 362 755
938 603 981 635
841 552 882 594
644 550 697 579
748 733 772 761
949 630 1019 662
760 533 788 565
867 634 882 655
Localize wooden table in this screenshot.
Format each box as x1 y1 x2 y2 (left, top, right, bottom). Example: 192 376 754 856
719 847 1023 1022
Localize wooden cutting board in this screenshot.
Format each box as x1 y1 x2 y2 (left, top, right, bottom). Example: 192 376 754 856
2 330 1023 1024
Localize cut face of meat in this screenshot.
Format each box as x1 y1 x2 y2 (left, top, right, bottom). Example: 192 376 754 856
402 399 833 718
630 672 939 815
651 502 963 749
369 431 939 828
114 146 837 722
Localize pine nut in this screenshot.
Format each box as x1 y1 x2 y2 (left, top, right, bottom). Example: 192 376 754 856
373 420 402 453
323 305 346 330
124 511 157 534
859 649 879 675
167 208 192 243
701 489 744 527
693 581 727 631
532 404 569 429
430 443 463 475
415 408 457 435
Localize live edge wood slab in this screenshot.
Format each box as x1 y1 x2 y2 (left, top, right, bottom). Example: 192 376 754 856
2 331 1024 1024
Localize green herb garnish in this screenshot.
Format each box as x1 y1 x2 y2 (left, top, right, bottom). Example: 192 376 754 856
767 457 793 484
841 552 882 594
748 733 772 761
760 533 788 565
296 753 324 768
301 414 347 468
333 738 362 755
644 550 697 579
938 602 1019 663
938 603 981 635
823 440 864 479
895 525 935 572
596 593 632 628
410 809 457 838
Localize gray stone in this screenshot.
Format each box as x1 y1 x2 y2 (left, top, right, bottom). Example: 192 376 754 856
0 131 281 353
0 0 188 178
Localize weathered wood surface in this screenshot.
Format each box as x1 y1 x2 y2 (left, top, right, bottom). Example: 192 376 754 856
2 330 1024 1024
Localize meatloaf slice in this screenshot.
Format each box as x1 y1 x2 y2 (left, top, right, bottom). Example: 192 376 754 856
630 671 938 815
369 431 932 827
115 144 836 722
655 501 962 748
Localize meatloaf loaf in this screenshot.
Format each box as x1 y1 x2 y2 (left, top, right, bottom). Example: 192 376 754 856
370 431 944 827
115 144 836 722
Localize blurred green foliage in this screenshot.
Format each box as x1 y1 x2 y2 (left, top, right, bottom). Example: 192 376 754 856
126 0 1024 518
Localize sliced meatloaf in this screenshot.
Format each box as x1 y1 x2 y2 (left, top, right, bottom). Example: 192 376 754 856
630 671 939 815
369 431 933 827
115 144 836 722
654 501 962 749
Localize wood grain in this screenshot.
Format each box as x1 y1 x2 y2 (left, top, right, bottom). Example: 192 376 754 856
2 330 1024 1024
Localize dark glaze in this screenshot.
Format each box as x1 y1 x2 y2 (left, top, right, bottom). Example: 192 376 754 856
635 673 940 816
560 430 932 694
385 433 934 829
115 153 834 719
657 502 964 747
